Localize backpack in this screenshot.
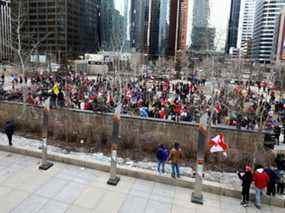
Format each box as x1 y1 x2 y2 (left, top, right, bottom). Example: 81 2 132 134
156 148 164 161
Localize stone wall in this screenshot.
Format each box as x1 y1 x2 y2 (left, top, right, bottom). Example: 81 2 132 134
0 101 269 170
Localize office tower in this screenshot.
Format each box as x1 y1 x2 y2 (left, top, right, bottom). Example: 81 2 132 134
273 8 285 63
178 0 189 50
168 0 180 56
130 0 188 57
99 0 115 50
237 0 256 59
148 0 160 56
130 0 148 52
252 0 285 63
80 0 100 54
123 0 131 51
164 0 189 56
191 0 215 51
158 0 170 55
225 0 241 54
0 0 12 62
11 0 100 63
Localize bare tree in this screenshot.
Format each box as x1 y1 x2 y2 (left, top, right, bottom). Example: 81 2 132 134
0 0 51 111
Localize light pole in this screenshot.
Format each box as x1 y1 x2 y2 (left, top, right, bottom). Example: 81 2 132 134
107 104 122 185
39 97 54 170
191 122 208 205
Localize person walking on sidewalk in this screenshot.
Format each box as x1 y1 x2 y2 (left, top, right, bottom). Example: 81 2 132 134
237 165 253 207
168 143 183 178
253 166 269 209
4 120 15 146
156 144 169 175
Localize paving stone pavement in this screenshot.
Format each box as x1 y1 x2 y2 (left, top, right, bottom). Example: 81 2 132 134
0 150 283 213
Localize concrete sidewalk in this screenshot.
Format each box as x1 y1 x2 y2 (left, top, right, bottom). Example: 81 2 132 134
0 151 283 213
0 133 284 209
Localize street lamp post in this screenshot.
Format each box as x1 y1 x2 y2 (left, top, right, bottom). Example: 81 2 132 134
191 123 208 205
107 104 122 186
39 98 54 170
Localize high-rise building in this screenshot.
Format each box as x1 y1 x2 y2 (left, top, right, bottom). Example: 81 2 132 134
11 0 100 63
237 0 256 59
158 0 170 56
192 0 209 28
130 0 148 52
80 0 100 54
99 0 115 50
148 0 160 56
225 0 241 54
169 0 189 56
0 0 12 62
273 8 285 63
130 0 188 57
252 0 285 63
178 0 189 50
168 0 179 56
191 0 215 51
123 0 131 51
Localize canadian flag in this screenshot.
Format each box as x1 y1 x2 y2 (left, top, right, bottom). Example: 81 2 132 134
208 134 228 156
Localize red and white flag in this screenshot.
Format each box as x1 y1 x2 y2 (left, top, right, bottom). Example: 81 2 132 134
208 134 228 156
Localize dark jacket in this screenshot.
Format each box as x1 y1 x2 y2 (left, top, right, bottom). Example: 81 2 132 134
275 158 285 171
238 171 253 187
156 147 169 161
4 121 15 135
264 168 279 184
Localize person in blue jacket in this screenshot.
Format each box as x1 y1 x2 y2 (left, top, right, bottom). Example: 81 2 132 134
156 144 169 175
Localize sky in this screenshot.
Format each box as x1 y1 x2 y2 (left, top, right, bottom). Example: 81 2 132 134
115 0 231 51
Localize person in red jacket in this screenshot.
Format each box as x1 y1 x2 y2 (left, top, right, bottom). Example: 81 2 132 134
253 166 269 209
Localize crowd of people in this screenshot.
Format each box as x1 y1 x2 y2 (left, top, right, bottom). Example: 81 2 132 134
237 156 285 209
155 142 285 209
1 69 285 210
0 71 284 139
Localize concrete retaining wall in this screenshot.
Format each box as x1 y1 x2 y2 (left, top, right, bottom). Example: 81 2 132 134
0 101 269 168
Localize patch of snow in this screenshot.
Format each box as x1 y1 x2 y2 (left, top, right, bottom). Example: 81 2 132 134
0 133 242 188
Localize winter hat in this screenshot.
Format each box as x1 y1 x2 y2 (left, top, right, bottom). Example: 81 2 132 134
256 168 264 173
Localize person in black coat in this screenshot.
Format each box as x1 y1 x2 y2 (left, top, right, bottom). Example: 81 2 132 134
273 125 281 145
238 165 253 207
4 120 15 146
264 166 279 196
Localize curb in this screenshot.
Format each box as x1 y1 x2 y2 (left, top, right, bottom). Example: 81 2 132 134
0 144 284 208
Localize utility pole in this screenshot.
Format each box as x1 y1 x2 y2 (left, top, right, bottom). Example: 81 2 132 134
39 98 54 170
